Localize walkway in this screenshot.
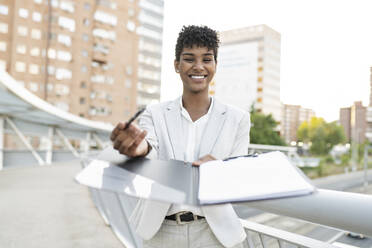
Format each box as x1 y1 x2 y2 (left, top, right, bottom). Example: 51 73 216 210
0 161 123 248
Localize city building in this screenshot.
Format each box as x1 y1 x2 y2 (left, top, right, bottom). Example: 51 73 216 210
211 24 281 123
281 104 315 144
0 0 163 125
366 66 372 141
339 101 366 143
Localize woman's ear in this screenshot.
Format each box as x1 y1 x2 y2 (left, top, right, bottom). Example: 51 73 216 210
174 60 180 73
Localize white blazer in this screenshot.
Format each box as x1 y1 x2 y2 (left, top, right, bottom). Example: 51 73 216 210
129 97 251 248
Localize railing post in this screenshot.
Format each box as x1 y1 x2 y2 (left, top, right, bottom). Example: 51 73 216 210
364 145 369 192
55 129 80 158
46 127 54 164
5 117 45 166
0 115 4 170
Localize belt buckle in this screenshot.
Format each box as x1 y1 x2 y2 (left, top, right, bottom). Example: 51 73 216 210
175 211 194 225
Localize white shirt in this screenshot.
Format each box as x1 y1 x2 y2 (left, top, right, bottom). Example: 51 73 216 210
167 97 214 216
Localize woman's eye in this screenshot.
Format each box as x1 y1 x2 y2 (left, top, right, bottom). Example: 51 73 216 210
204 59 212 62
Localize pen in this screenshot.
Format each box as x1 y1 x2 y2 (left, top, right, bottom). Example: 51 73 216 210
123 107 146 130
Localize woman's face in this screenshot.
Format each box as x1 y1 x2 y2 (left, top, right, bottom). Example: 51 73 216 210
174 46 216 95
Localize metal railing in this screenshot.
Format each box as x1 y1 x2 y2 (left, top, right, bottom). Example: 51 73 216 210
82 158 361 248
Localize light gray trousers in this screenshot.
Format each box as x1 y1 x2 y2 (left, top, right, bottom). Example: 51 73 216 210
143 219 248 248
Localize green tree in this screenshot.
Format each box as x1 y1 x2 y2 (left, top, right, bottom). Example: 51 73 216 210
297 117 345 155
250 108 286 146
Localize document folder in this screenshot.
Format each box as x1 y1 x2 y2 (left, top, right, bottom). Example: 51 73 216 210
75 148 315 205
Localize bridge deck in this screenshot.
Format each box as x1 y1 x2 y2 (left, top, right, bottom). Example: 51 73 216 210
0 161 123 248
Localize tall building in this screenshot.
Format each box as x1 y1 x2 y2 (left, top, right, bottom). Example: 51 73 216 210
366 67 372 141
339 107 351 141
281 104 315 144
211 24 281 123
0 0 163 125
339 101 366 143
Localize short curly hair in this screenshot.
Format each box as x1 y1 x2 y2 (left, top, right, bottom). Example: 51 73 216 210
175 25 220 62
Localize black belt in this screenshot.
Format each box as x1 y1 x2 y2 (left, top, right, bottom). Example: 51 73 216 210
165 212 204 224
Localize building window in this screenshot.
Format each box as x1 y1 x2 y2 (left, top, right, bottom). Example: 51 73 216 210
57 34 71 46
15 61 26 72
83 18 90 26
0 5 8 15
16 44 27 54
60 1 74 13
18 26 28 36
29 82 39 92
0 23 7 33
49 32 57 40
55 84 70 95
80 81 86 88
51 0 59 8
48 48 56 59
34 0 43 4
55 68 72 80
58 16 75 32
0 41 6 51
32 12 42 22
31 29 41 39
29 64 39 75
81 49 88 57
19 8 29 18
0 60 6 70
92 28 116 41
81 65 87 73
30 47 40 57
82 34 89 42
94 10 117 26
127 21 136 32
128 8 135 17
84 3 91 10
57 50 72 62
125 79 132 88
47 65 56 75
126 66 132 75
80 97 85 104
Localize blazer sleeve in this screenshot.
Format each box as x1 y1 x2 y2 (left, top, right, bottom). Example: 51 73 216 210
138 107 159 159
230 111 251 157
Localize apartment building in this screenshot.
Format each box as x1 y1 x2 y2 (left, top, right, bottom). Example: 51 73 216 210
281 104 315 144
211 24 281 123
367 67 372 142
0 0 163 125
340 101 366 143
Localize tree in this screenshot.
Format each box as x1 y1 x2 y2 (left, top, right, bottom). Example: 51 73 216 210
297 117 345 155
250 108 286 146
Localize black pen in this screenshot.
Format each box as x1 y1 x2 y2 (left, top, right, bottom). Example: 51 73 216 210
123 107 146 130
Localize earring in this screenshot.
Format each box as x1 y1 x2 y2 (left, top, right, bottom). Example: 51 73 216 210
176 70 179 73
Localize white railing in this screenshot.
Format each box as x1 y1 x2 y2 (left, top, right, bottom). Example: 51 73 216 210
84 156 365 248
241 219 337 248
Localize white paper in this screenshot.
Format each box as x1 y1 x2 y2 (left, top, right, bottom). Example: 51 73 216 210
198 151 315 204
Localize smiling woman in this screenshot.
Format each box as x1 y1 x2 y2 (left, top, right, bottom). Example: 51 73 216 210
111 25 251 248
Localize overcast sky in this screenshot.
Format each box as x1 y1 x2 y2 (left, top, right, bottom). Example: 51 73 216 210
159 0 372 122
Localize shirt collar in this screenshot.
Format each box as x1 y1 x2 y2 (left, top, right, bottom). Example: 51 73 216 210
179 96 214 121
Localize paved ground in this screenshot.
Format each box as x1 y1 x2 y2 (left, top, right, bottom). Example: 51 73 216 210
0 161 124 248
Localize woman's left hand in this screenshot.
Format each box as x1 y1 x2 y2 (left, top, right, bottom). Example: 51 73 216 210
192 154 216 167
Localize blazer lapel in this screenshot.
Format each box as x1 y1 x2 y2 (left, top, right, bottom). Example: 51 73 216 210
199 99 227 158
164 98 185 160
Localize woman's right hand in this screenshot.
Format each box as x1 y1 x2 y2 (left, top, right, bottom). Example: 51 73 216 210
110 122 149 157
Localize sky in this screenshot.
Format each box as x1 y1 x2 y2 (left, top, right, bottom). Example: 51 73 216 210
159 0 372 122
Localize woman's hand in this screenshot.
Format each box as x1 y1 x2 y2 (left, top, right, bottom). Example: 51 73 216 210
192 154 216 167
110 122 149 157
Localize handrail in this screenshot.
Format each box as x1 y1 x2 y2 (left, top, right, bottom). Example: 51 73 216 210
241 219 338 248
240 189 372 237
